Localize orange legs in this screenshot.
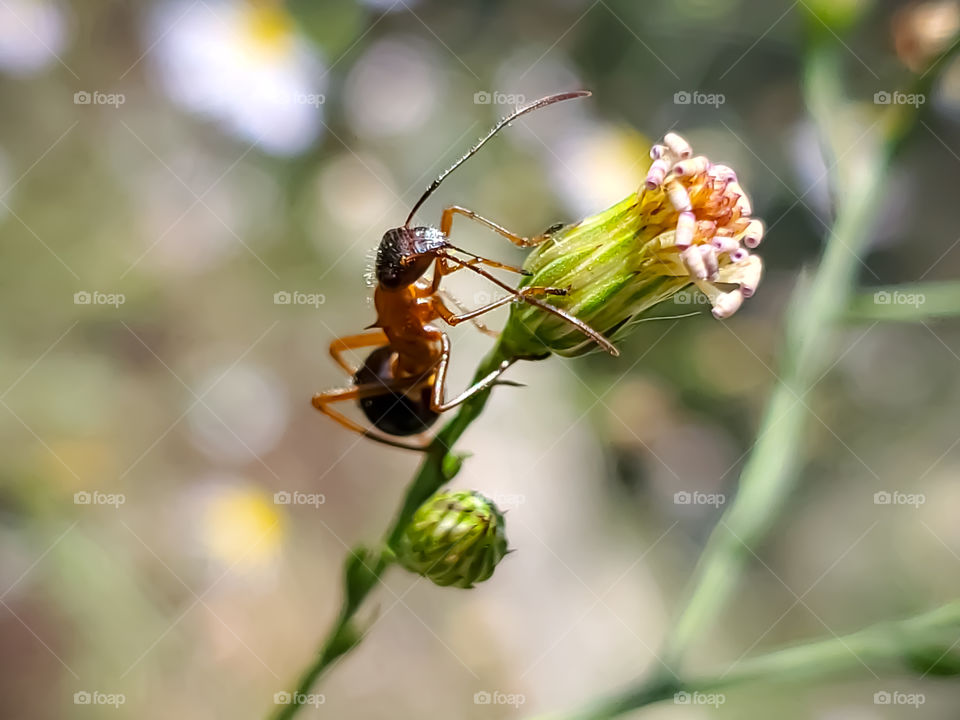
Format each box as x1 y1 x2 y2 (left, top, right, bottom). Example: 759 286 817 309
328 330 388 374
440 205 556 248
312 372 436 452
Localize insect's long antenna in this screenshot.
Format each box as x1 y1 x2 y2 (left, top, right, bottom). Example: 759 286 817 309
404 90 591 228
439 252 619 357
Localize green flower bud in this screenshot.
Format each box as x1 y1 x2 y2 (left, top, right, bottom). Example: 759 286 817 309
500 132 765 359
396 490 508 588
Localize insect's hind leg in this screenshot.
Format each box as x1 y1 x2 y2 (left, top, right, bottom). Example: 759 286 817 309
311 379 432 452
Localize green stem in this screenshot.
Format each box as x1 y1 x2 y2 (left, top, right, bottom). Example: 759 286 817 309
271 343 510 720
539 602 960 720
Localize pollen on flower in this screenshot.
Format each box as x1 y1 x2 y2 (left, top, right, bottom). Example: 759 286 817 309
639 132 764 319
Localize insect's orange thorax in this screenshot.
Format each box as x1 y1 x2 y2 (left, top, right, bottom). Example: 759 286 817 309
373 281 441 375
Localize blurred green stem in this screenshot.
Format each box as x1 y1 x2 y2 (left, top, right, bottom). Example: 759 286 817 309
271 343 509 720
539 602 960 720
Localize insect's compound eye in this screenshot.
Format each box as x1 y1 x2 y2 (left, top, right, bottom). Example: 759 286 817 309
353 346 439 437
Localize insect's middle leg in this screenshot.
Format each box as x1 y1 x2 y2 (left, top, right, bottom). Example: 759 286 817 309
441 205 555 248
432 285 564 327
435 288 499 337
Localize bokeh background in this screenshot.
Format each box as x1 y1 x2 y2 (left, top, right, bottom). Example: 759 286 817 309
2 0 960 717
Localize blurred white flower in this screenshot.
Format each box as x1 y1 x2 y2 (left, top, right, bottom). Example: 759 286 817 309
343 37 439 138
148 0 326 156
187 363 290 463
0 0 69 76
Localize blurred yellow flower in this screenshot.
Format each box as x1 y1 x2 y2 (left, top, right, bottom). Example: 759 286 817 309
201 484 283 572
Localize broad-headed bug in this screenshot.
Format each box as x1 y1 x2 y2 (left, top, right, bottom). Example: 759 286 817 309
312 91 617 451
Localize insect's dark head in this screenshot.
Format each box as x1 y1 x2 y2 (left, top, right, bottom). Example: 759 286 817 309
376 226 449 289
353 346 439 436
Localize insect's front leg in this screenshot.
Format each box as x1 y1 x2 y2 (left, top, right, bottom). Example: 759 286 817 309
440 205 557 248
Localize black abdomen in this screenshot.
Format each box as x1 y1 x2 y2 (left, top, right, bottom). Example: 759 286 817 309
353 346 439 436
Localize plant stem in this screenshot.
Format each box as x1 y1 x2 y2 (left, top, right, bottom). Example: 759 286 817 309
271 343 510 720
539 602 960 720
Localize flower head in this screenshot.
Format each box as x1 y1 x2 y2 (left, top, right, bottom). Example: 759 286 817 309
396 490 509 588
501 132 765 358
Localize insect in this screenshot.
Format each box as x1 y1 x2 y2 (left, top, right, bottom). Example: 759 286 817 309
312 91 618 451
